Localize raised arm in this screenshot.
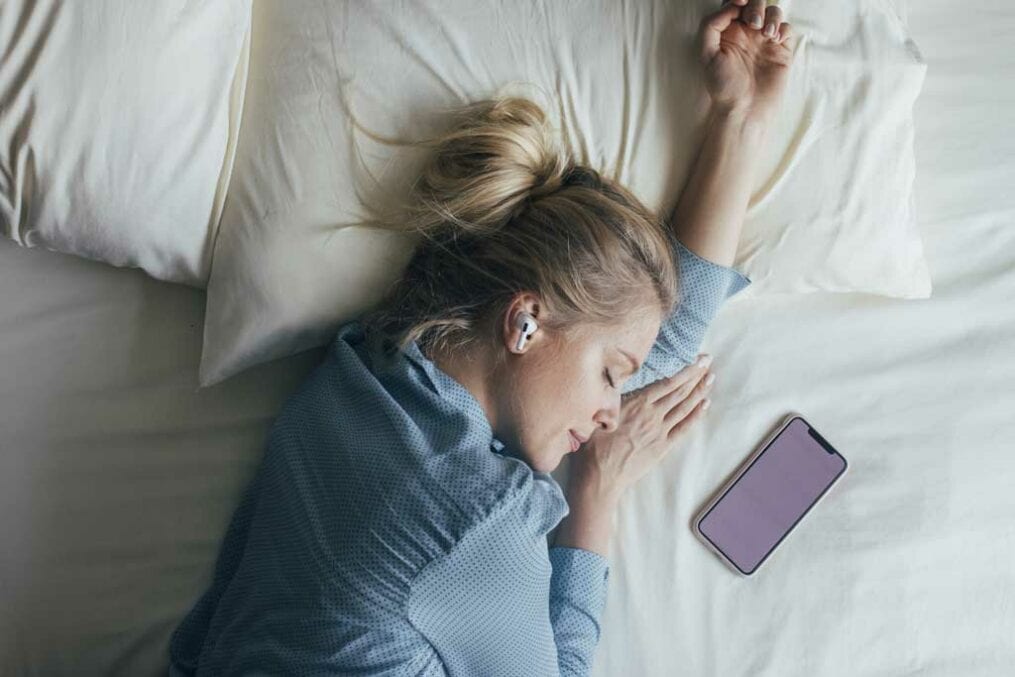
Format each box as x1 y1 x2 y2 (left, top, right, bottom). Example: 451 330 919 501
618 0 798 393
669 0 796 266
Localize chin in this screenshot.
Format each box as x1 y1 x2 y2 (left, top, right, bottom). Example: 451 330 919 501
535 458 560 475
521 450 556 474
532 450 566 474
535 459 559 474
519 434 569 474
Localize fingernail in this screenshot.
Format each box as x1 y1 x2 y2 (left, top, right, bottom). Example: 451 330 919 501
751 14 763 28
702 398 712 410
704 373 715 386
764 24 775 37
697 354 713 368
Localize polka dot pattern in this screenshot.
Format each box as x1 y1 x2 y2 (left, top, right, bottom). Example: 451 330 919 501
168 239 751 675
622 239 752 394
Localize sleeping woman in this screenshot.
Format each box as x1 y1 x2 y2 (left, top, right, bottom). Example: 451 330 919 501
170 1 797 674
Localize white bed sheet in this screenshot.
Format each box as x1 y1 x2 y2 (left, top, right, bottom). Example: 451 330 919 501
1 0 1013 675
0 242 324 674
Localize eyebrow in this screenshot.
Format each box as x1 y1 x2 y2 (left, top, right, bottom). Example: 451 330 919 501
617 348 641 375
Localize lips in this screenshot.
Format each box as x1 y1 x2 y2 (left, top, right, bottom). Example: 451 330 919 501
568 429 589 452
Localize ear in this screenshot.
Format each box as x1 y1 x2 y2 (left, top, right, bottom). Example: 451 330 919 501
501 291 542 354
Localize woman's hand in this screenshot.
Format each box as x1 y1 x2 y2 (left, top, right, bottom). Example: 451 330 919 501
567 355 716 503
699 0 798 123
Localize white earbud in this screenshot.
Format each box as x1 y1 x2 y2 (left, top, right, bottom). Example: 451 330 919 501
514 312 538 351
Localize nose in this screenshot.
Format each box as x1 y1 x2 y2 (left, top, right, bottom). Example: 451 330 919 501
593 398 621 434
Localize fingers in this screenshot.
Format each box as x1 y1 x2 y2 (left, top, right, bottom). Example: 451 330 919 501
734 2 793 46
667 397 710 442
743 0 766 30
776 21 794 45
703 1 793 59
699 3 743 62
653 362 713 411
661 368 714 425
644 354 712 403
763 5 784 40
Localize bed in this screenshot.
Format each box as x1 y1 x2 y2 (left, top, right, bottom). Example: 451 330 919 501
1 0 1013 675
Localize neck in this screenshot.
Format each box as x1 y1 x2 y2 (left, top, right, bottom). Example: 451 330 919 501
427 342 500 435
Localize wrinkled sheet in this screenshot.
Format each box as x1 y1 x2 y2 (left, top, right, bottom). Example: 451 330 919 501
1 0 1013 674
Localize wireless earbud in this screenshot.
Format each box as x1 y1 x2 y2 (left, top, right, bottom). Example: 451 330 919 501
514 312 538 351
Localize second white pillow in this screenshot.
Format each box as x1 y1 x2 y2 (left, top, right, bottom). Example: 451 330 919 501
0 0 252 287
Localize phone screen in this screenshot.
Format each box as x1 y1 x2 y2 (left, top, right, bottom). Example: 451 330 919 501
697 416 847 575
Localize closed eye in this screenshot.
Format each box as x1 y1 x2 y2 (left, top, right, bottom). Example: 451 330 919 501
604 368 616 389
617 348 641 377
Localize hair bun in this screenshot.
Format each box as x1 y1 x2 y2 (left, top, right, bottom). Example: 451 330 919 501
527 172 565 200
398 96 579 236
562 166 602 190
528 165 601 202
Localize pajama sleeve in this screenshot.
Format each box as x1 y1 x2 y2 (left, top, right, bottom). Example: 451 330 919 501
621 236 752 394
547 546 610 675
407 488 610 676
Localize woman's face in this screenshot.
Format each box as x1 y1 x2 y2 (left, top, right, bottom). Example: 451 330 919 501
494 303 663 473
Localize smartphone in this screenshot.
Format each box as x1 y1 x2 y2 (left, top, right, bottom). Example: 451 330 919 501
692 413 848 576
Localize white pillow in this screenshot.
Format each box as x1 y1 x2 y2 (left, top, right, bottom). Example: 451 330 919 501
736 0 931 298
198 0 931 387
0 0 252 287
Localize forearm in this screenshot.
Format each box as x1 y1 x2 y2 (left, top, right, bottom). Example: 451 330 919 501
552 478 620 558
548 478 616 674
668 105 770 267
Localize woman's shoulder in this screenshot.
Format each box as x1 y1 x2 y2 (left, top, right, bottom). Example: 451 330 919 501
325 319 569 526
425 449 569 538
267 317 567 548
404 469 570 672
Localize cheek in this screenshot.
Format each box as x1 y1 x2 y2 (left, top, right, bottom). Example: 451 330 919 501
515 355 590 435
511 347 605 452
565 355 609 419
545 354 596 406
509 355 571 430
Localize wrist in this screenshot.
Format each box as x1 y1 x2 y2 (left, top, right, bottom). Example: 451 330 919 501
568 481 622 516
567 463 623 510
553 482 619 557
709 100 773 139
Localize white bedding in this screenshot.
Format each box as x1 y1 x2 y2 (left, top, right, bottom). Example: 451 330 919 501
1 0 1014 674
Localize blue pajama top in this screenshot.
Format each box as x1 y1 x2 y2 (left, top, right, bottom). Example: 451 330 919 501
169 238 751 676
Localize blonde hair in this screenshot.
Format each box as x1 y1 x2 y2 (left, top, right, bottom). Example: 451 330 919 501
356 95 680 362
